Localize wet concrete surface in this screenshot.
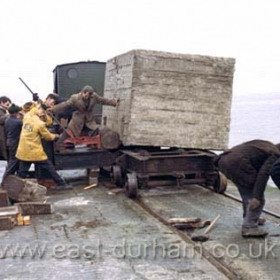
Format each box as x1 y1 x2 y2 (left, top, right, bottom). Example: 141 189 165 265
1 157 280 280
0 179 228 280
140 183 280 280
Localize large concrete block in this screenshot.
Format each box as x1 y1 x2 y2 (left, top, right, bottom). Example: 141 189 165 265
103 49 235 150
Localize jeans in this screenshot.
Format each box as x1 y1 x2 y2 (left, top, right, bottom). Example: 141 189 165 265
238 186 265 229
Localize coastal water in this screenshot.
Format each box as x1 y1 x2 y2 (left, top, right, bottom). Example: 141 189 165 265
229 92 280 147
229 92 280 187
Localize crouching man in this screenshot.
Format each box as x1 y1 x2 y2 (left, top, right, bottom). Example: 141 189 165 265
214 139 280 238
269 151 280 190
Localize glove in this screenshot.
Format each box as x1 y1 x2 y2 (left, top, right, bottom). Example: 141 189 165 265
33 93 39 102
41 103 48 110
248 198 261 210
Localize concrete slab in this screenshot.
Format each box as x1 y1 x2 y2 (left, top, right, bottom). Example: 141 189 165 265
140 183 280 280
0 184 227 280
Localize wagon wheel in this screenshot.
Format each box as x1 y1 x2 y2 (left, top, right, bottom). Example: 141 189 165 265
138 177 149 189
213 172 227 194
112 165 124 187
125 173 139 198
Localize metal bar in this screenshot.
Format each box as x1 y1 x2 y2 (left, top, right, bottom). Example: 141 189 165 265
18 77 35 94
18 77 72 138
223 192 280 219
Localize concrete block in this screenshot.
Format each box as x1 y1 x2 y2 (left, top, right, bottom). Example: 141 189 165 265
87 167 99 185
103 49 235 150
15 202 53 215
0 206 20 220
0 216 16 230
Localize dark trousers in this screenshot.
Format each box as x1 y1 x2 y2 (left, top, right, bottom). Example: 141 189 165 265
1 143 20 183
270 157 280 189
18 160 66 186
238 186 265 230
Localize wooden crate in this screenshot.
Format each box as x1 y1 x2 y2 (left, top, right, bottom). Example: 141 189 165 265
103 49 235 150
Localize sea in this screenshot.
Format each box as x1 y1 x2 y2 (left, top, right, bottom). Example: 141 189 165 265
229 92 280 147
229 92 280 187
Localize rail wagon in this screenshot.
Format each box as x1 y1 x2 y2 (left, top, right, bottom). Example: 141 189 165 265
46 50 234 197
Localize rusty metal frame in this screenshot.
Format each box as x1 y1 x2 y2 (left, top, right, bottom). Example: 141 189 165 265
117 148 217 186
54 148 118 170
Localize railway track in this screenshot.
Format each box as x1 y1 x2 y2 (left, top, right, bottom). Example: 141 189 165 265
130 184 280 280
222 191 280 219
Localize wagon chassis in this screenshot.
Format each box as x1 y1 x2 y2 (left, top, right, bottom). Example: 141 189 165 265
42 139 226 198
112 147 226 198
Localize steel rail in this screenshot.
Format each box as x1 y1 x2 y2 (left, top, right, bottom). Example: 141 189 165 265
223 191 280 219
130 184 280 279
134 196 242 280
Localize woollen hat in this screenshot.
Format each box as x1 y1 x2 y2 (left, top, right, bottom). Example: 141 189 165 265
8 103 22 114
22 102 35 113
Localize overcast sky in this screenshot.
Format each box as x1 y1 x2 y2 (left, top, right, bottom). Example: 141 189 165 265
0 0 279 105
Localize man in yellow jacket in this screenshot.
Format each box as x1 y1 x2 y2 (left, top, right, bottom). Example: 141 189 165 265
22 92 58 127
16 109 71 190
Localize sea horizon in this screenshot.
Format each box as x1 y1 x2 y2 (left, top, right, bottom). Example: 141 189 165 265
229 92 280 147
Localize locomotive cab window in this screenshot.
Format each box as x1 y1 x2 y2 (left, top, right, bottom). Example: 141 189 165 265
67 68 78 79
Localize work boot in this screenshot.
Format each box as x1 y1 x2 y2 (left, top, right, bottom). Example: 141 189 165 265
258 217 266 226
241 228 268 238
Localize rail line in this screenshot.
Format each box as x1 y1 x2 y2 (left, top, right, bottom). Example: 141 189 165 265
134 195 242 280
130 184 280 280
222 191 280 219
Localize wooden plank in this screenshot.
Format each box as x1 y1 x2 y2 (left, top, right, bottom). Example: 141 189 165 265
23 216 31 226
168 217 201 224
0 216 16 230
84 184 98 190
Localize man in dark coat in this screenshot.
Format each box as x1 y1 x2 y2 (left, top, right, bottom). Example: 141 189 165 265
1 104 23 183
0 96 11 160
269 145 280 189
214 139 280 238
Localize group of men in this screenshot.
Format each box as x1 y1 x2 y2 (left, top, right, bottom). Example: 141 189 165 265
1 86 280 239
0 94 71 191
0 85 118 193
